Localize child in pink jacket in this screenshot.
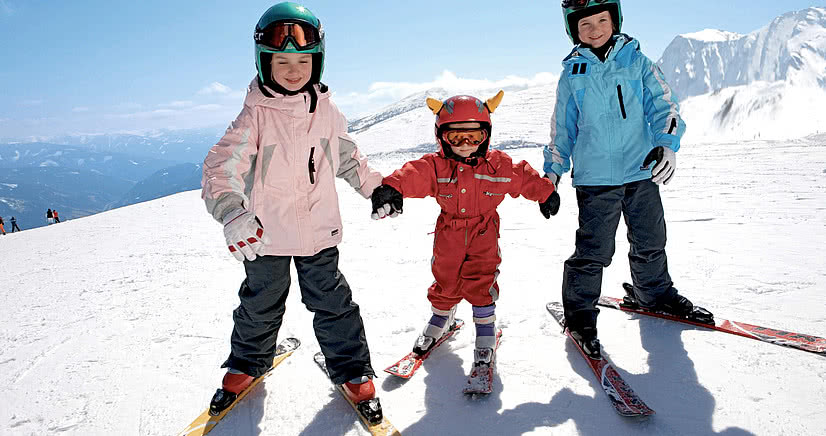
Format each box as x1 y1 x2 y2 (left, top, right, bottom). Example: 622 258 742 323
201 2 383 420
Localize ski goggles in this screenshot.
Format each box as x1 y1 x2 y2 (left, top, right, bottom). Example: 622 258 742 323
561 0 611 10
442 128 488 147
255 21 321 51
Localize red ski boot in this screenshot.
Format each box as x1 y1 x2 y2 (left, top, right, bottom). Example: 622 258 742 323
222 369 254 394
342 376 376 404
209 369 254 416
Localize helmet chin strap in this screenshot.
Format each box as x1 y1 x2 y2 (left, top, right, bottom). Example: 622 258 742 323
257 77 322 114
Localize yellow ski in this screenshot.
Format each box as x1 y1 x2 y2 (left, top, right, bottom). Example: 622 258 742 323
313 352 402 436
178 337 300 436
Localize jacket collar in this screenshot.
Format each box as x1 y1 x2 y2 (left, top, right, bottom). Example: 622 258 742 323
243 77 330 116
563 34 637 64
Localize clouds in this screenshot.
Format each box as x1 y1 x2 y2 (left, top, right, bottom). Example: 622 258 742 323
197 82 232 95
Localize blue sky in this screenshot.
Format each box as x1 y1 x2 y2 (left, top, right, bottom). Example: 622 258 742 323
1 1 823 139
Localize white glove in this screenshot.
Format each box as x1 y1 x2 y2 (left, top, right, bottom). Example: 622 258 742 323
643 147 677 185
222 208 271 261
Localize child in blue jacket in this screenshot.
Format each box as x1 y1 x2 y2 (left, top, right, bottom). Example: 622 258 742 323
545 0 713 358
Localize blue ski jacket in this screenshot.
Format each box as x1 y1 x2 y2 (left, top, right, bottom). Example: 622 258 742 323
543 34 685 186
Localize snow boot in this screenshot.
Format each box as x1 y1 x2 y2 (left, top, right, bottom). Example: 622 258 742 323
209 368 255 416
568 326 602 360
412 306 457 356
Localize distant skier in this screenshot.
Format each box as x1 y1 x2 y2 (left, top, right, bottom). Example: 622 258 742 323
201 1 383 417
10 216 21 232
545 0 712 359
371 92 559 372
0 216 5 235
53 210 60 223
46 209 54 225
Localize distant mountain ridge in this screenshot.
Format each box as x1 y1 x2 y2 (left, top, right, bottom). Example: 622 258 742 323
658 7 826 100
0 139 208 231
1 127 222 164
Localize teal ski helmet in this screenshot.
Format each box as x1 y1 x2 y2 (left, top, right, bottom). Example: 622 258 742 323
562 0 623 45
254 2 325 94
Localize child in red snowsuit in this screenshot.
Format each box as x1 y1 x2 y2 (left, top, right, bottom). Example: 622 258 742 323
370 91 559 367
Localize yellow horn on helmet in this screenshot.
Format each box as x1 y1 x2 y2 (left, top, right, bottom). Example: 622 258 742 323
486 90 505 113
426 97 444 114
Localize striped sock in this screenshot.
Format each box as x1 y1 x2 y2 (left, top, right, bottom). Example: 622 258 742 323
472 304 497 349
423 314 449 338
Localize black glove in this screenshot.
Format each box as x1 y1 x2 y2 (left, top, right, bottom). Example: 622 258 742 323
539 191 560 219
371 184 403 220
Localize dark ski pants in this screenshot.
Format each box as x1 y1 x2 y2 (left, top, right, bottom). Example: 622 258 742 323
562 179 677 329
222 246 374 385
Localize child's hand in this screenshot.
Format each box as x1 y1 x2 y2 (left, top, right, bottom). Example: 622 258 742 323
641 147 676 185
539 191 560 219
222 208 271 261
370 184 403 220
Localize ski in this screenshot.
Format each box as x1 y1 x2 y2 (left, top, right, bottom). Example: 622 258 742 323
178 337 300 436
597 283 826 357
313 352 401 436
384 319 465 379
462 329 503 395
546 302 655 417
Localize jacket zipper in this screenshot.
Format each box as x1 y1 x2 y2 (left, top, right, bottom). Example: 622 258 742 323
616 85 627 119
483 191 504 197
308 146 316 184
438 194 453 198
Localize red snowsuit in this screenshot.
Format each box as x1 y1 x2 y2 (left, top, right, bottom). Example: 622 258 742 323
383 149 555 310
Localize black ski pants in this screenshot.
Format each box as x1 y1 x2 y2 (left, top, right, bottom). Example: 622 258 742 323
223 246 374 384
562 179 677 329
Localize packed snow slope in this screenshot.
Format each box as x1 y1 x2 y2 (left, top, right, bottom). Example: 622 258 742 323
1 138 825 436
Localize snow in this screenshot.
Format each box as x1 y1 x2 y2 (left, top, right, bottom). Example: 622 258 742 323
680 29 743 42
1 139 825 436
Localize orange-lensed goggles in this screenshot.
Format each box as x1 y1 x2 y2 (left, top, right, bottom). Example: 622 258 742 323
443 128 488 147
255 21 321 51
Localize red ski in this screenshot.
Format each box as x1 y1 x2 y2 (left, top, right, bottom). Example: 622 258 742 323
547 302 655 417
462 329 503 395
597 284 825 356
384 319 464 379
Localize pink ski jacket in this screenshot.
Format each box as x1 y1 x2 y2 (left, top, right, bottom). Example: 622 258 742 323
202 79 382 256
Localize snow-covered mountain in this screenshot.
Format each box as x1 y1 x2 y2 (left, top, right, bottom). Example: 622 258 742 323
0 143 181 228
1 138 825 435
350 84 559 155
351 7 826 149
658 7 826 100
0 127 222 164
